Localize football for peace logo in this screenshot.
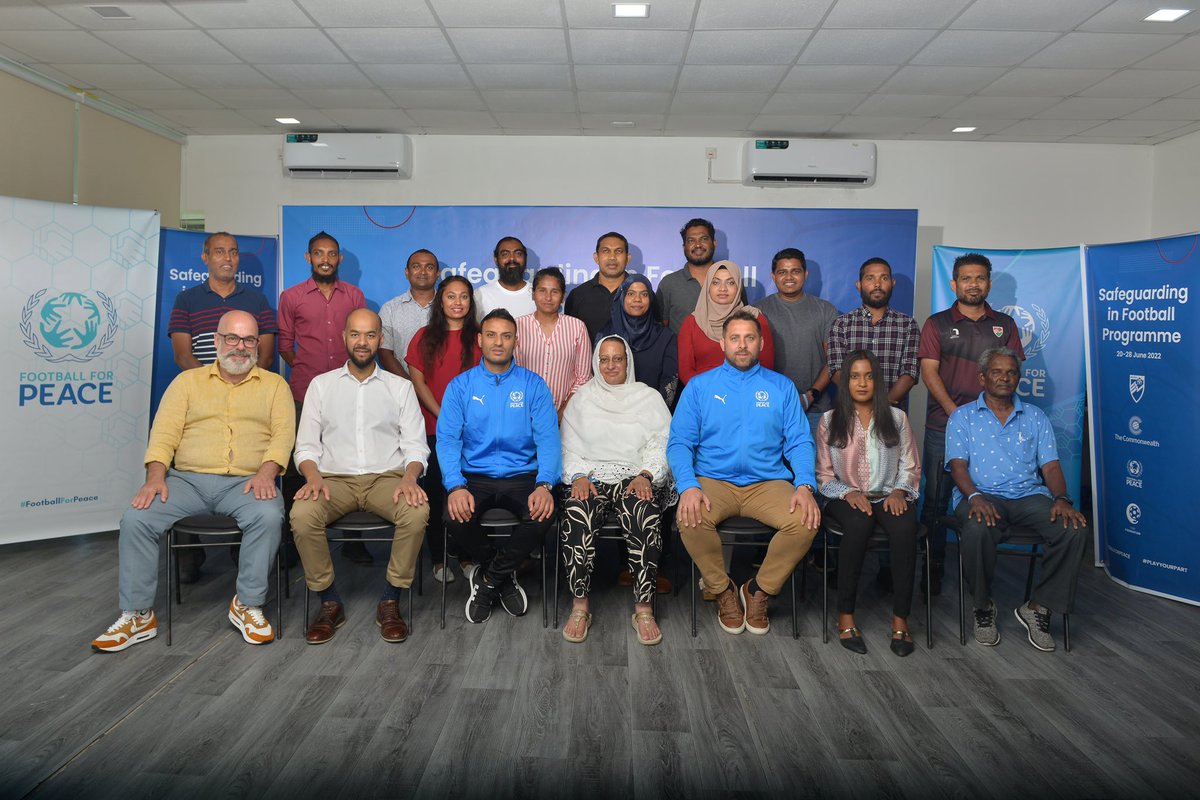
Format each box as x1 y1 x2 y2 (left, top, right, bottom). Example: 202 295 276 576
998 304 1050 358
21 289 118 363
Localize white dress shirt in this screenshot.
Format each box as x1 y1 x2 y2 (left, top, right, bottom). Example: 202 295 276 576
294 362 430 476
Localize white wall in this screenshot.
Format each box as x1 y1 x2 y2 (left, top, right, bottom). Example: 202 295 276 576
1152 128 1200 239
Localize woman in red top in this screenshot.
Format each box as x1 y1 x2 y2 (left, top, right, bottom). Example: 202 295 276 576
406 275 481 585
677 260 774 384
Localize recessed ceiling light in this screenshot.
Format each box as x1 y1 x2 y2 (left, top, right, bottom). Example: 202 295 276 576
88 5 133 19
611 121 636 127
613 3 650 18
952 126 977 133
1144 8 1191 21
275 117 301 124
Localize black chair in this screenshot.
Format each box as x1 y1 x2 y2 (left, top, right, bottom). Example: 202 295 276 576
301 511 420 632
821 520 932 648
166 514 283 646
682 516 804 639
439 508 549 629
551 517 660 630
941 516 1072 651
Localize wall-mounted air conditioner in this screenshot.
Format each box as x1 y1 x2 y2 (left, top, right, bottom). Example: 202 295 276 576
742 139 876 187
283 133 412 179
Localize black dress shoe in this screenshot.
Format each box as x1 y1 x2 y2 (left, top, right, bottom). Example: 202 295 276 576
341 541 374 564
890 630 915 657
838 626 868 654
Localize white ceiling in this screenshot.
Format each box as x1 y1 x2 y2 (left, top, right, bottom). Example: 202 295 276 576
3 0 1200 143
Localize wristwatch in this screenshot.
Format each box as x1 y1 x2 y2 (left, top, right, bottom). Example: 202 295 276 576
535 481 554 492
796 483 815 495
1054 494 1073 505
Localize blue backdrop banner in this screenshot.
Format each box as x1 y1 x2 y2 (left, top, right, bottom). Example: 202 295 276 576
151 228 278 416
1084 233 1199 605
931 246 1087 513
279 206 918 315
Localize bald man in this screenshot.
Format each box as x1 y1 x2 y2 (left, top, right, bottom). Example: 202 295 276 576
290 309 430 644
92 310 296 652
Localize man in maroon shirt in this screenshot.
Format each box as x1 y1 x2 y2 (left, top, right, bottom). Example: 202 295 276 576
918 253 1024 594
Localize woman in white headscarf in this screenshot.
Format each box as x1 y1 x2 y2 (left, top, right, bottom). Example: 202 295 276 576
559 335 673 646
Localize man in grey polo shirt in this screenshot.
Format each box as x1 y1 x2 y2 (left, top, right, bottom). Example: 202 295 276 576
379 248 439 377
658 218 717 333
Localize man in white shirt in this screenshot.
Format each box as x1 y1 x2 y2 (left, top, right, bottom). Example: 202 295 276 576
290 309 430 645
378 248 439 377
475 236 537 319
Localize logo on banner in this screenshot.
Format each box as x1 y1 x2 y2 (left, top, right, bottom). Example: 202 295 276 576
1129 374 1146 404
1129 416 1143 435
1126 459 1143 489
20 289 118 363
999 304 1050 358
1125 503 1142 525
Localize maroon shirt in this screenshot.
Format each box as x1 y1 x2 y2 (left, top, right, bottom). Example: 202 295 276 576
277 277 365 402
918 302 1024 432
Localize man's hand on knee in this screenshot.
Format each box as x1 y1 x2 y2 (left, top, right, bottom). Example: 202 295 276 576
678 487 711 528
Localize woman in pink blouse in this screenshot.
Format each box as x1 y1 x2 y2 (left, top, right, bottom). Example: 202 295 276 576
816 349 921 657
515 267 592 415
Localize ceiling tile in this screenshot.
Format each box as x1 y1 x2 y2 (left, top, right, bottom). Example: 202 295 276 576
573 65 680 91
853 94 966 117
154 109 265 128
570 29 689 64
825 0 972 28
759 93 867 114
238 108 340 127
749 114 842 134
0 5 75 29
1134 36 1200 69
577 91 673 113
200 89 308 109
950 0 1111 31
448 28 567 63
581 113 667 129
829 116 929 134
1023 32 1182 69
940 95 1064 118
1124 98 1200 119
878 66 1007 94
1079 119 1192 137
685 29 810 64
43 64 183 90
906 131 986 140
170 0 315 28
360 63 472 89
492 112 579 129
670 91 769 113
1065 136 1155 144
778 65 896 92
256 64 375 89
318 108 417 129
695 0 835 29
676 65 788 92
465 64 572 90
566 0 698 29
292 89 396 108
211 29 347 64
482 91 577 112
992 118 1104 136
797 29 938 65
95 30 240 64
0 31 135 63
977 67 1112 96
912 118 1019 135
296 0 438 26
402 108 499 128
1035 97 1159 118
154 64 278 88
431 0 563 27
664 113 755 132
1079 69 1200 98
325 27 456 63
1079 2 1200 34
384 89 485 110
51 3 195 29
912 30 1059 67
105 89 222 110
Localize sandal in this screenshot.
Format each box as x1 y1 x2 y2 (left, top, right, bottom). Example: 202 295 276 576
890 629 914 657
562 609 592 643
632 611 662 646
838 626 867 654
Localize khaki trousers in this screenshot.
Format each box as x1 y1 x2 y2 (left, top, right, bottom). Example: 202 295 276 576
680 478 817 596
290 471 429 591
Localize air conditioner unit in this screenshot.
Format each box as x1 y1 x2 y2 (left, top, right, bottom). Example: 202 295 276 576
283 133 412 179
742 139 876 187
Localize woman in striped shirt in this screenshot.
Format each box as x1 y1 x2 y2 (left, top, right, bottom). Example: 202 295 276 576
515 267 592 416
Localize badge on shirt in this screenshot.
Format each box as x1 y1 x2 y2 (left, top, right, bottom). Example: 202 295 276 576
992 325 1004 338
755 389 770 408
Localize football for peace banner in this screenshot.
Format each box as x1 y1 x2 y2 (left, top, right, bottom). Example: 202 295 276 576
0 196 159 543
151 229 279 416
280 206 918 315
1084 234 1198 605
931 246 1087 512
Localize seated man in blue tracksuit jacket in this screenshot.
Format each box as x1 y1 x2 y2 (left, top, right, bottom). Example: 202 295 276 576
437 309 562 624
668 309 821 636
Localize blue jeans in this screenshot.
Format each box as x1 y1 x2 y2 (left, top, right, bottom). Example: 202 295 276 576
118 469 283 610
919 427 954 562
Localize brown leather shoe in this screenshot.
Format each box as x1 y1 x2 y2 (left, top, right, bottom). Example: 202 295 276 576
715 584 745 634
306 600 345 645
740 582 770 635
376 599 409 643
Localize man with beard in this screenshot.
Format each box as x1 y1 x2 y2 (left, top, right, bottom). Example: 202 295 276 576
278 231 369 561
659 218 717 333
91 311 295 652
919 253 1024 594
290 309 430 645
378 249 439 377
827 258 920 407
565 231 642 341
474 236 537 319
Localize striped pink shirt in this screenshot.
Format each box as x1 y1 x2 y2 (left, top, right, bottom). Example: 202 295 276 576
515 313 593 410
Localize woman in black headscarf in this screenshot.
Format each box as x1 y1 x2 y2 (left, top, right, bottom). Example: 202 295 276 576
596 274 678 408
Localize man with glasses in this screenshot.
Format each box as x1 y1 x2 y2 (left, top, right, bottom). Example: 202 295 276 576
91 311 295 652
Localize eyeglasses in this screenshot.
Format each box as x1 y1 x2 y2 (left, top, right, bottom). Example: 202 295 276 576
218 333 260 348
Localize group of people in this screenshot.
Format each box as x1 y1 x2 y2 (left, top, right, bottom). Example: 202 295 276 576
90 221 1089 659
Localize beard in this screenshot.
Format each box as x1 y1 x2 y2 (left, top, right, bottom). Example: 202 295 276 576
861 288 893 309
686 249 713 267
349 349 375 369
498 262 524 286
311 265 338 284
217 350 254 376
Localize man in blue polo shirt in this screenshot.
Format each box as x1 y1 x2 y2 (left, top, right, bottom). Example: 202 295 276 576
947 347 1087 652
668 309 821 636
169 232 276 369
437 309 561 624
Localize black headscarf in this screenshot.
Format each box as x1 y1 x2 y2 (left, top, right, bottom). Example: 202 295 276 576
601 274 667 352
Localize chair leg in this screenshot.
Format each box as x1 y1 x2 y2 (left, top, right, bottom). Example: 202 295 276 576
440 525 448 630
791 568 798 640
690 561 697 638
821 544 829 644
1063 613 1071 652
1023 550 1037 602
275 546 282 641
166 529 174 647
553 528 561 630
958 541 967 646
541 541 548 629
409 584 414 632
924 537 933 649
304 584 311 631
415 544 423 597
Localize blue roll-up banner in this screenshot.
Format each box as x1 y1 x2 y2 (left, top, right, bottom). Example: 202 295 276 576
151 229 278 416
931 246 1088 520
279 206 919 315
1084 233 1199 605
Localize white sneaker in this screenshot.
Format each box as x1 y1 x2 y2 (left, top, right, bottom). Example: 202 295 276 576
433 564 456 584
228 595 274 644
91 610 157 653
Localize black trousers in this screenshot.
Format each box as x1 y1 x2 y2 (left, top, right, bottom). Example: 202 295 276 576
444 472 554 584
827 498 918 617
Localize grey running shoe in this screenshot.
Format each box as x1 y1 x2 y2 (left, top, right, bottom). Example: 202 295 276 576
1014 604 1055 652
973 601 1000 646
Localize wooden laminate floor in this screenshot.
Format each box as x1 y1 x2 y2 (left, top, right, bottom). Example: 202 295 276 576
0 531 1197 799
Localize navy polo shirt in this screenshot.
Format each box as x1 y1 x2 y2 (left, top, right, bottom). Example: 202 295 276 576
168 281 277 364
